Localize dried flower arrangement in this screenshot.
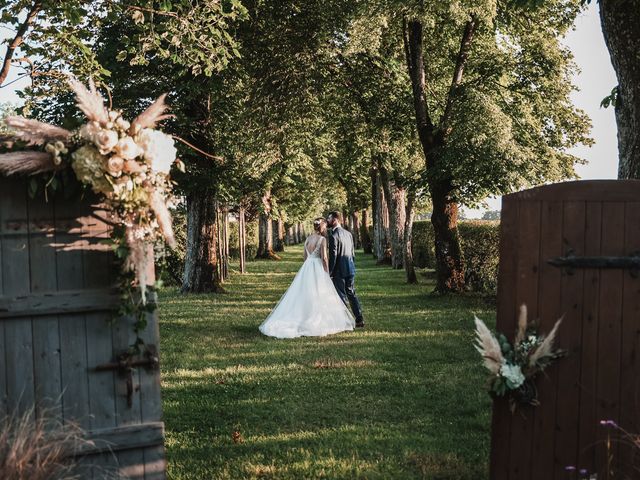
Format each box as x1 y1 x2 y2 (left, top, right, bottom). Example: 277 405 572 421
474 304 565 411
0 78 183 349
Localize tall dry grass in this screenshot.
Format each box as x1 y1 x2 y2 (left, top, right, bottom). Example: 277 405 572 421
0 407 93 480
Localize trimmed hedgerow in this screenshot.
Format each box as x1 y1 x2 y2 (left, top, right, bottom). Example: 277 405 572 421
228 220 259 259
411 220 500 294
458 221 500 294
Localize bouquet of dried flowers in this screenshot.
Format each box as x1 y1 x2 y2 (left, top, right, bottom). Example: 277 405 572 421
0 78 183 343
474 304 565 411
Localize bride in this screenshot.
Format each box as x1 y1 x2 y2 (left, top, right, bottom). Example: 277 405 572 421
259 218 355 339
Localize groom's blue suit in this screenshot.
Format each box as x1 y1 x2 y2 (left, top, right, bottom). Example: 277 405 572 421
328 225 363 324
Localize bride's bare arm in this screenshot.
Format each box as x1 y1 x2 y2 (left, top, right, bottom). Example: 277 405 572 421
303 238 309 261
321 238 329 272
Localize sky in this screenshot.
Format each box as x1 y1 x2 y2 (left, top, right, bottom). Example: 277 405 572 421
0 4 619 218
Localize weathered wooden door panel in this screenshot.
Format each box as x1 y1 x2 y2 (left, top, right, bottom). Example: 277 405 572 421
0 177 166 479
491 180 640 479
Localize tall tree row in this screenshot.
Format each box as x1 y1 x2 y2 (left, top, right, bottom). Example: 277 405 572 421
2 0 594 295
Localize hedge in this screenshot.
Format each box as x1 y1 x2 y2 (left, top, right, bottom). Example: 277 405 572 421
228 220 259 259
411 220 500 294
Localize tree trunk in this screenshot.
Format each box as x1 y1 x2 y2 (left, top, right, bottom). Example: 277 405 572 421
361 209 373 254
370 166 378 258
343 209 350 230
600 1 640 179
273 218 285 252
0 0 42 87
403 192 418 284
256 191 278 259
182 191 224 293
221 205 230 280
403 17 470 293
373 169 391 264
380 167 406 269
351 210 361 249
257 213 275 258
238 206 246 274
293 223 300 244
430 180 465 292
300 223 307 241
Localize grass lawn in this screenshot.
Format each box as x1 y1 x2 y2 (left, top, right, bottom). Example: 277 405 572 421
158 246 496 479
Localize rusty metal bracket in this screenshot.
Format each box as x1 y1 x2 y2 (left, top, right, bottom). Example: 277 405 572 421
94 345 159 407
548 250 640 278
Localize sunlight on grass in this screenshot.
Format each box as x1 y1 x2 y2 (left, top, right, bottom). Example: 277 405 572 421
159 246 494 479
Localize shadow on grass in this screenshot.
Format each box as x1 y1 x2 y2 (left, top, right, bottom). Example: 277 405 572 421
159 246 492 480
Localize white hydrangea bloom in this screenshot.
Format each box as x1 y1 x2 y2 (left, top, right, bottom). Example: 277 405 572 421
500 363 525 389
137 128 177 174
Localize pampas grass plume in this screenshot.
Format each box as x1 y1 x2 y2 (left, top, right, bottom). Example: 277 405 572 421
0 151 55 176
474 316 505 375
150 191 175 248
4 117 71 146
67 77 109 125
514 303 528 347
129 94 173 134
529 316 564 367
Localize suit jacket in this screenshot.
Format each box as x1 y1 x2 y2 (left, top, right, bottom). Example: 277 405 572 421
328 225 356 278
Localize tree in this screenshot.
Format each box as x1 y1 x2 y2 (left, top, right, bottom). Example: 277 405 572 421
391 0 591 292
4 0 248 293
598 1 640 179
482 210 500 221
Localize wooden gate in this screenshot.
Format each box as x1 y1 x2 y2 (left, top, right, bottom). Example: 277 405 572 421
0 178 166 479
490 180 640 479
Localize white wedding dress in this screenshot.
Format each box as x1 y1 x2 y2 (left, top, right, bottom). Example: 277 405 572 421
259 235 355 339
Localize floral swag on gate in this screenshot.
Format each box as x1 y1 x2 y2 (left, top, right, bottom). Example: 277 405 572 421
474 304 565 412
0 78 182 349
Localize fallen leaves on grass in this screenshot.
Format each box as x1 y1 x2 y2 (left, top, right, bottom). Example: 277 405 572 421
232 430 244 444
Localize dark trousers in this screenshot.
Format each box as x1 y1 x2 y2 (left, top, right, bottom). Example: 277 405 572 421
332 275 363 322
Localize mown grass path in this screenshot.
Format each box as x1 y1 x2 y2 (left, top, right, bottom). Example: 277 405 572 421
159 246 495 479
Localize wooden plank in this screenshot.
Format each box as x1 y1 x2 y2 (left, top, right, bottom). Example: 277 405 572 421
143 445 167 480
618 202 640 477
111 312 145 477
28 195 63 421
86 452 119 480
73 422 165 456
0 289 119 319
577 202 602 474
0 180 4 295
507 200 542 480
59 315 92 428
86 311 117 431
527 200 562 480
0 180 6 418
1 179 35 415
134 250 167 478
0 307 5 418
552 201 586 478
81 207 117 432
56 198 92 428
490 196 518 480
117 449 146 480
595 202 625 471
507 180 640 202
112 314 143 427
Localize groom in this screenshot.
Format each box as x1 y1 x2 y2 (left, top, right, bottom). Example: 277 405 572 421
326 211 365 328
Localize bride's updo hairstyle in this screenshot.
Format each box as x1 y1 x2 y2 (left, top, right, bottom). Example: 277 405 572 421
313 217 326 234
